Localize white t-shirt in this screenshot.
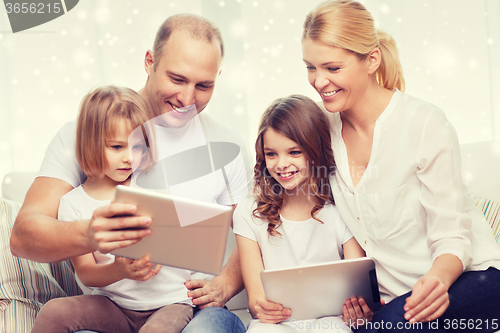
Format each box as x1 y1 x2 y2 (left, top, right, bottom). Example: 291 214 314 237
328 90 500 300
233 196 353 270
58 186 193 311
132 113 251 206
39 120 85 188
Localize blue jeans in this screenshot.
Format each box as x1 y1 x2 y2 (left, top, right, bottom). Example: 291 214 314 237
182 306 246 333
357 267 500 332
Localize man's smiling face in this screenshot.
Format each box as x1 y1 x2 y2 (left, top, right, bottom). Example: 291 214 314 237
145 29 222 128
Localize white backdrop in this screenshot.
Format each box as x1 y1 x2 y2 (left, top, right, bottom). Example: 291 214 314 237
1 0 499 194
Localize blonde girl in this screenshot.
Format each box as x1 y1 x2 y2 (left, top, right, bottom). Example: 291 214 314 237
32 86 195 333
233 95 367 333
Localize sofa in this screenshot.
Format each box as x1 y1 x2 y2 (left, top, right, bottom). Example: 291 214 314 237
1 141 500 332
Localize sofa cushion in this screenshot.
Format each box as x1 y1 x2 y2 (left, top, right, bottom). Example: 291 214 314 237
470 195 500 246
0 198 81 332
1 299 39 333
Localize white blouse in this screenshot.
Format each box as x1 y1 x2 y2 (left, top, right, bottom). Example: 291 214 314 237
328 90 500 300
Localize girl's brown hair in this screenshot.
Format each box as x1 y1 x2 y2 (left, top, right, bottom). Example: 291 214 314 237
253 95 336 237
303 0 405 92
76 85 156 180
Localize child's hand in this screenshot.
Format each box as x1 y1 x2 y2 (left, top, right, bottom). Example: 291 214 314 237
114 255 161 281
343 297 383 328
254 297 291 324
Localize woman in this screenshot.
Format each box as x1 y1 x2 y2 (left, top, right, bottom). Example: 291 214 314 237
301 0 500 332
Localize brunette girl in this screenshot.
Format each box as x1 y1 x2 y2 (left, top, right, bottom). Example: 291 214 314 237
234 95 367 333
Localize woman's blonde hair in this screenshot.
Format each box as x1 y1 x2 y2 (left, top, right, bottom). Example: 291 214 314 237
76 85 156 180
303 0 405 92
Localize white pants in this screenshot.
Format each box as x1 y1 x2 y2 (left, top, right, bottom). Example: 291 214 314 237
246 316 352 333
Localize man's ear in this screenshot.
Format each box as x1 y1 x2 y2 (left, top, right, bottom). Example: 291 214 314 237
367 47 381 75
145 50 154 75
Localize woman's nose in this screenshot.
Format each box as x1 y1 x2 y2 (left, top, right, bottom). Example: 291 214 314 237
314 72 329 91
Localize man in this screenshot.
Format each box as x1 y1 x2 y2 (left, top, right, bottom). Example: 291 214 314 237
11 14 251 333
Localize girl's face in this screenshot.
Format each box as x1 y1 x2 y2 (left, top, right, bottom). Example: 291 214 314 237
263 128 309 193
104 118 146 183
302 38 371 114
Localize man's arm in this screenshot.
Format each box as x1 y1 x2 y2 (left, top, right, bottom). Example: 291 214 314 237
185 204 244 308
10 177 89 262
11 177 153 263
185 246 244 308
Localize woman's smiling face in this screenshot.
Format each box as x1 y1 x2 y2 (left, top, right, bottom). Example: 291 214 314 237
302 37 372 114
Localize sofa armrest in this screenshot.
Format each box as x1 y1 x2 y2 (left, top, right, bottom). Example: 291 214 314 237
1 171 37 203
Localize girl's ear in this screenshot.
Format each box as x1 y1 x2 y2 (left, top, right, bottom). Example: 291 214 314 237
367 47 381 75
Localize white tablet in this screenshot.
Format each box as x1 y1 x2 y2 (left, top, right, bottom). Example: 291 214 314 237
260 257 382 320
111 185 232 275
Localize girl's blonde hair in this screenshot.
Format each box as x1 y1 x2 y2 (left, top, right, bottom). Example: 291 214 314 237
253 95 336 237
76 85 156 180
303 0 405 92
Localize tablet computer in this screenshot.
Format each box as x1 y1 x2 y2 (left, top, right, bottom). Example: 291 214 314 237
111 185 232 275
260 257 381 320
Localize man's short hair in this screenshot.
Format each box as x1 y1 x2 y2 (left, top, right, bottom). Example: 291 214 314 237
152 14 224 71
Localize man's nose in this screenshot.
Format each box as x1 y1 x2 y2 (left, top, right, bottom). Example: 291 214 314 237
178 85 196 108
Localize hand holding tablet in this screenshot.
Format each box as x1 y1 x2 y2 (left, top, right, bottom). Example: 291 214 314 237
260 257 382 321
111 185 232 275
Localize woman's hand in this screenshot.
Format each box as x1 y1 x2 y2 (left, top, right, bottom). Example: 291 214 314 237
343 297 383 328
254 297 291 324
404 274 450 323
404 253 461 323
113 255 161 281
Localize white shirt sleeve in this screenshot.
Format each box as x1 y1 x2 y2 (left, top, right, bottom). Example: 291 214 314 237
216 151 251 206
329 205 353 258
38 120 86 188
233 197 259 242
58 190 82 222
199 113 253 206
416 109 472 269
339 221 354 245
